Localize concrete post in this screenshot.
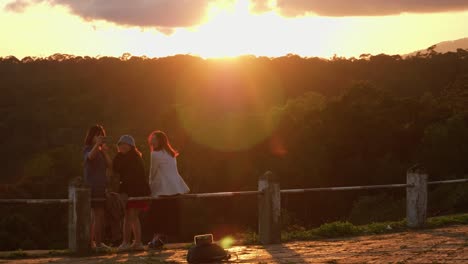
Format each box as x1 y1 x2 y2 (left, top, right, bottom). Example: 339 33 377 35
68 185 91 254
258 171 281 244
406 165 428 228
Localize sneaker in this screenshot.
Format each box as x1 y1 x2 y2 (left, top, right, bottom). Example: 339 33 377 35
148 234 166 249
130 242 145 251
117 243 132 252
94 242 112 253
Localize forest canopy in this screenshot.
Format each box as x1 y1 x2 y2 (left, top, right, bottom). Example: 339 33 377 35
0 50 467 249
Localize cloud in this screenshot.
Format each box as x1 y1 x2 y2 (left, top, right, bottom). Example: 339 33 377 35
253 0 468 16
249 0 271 13
6 0 467 30
4 0 217 28
4 0 30 12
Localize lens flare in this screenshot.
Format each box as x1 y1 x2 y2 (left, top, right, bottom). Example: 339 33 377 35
220 236 235 249
176 58 284 151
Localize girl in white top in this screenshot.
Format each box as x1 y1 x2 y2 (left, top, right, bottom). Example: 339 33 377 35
148 130 190 196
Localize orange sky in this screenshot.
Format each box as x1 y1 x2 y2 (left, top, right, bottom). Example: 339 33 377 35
1 0 467 59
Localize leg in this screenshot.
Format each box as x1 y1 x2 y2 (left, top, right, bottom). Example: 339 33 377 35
93 207 105 245
90 209 95 247
122 208 132 245
132 209 142 245
148 201 161 237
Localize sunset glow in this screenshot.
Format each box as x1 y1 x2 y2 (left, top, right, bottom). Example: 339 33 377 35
0 0 467 59
1 0 468 257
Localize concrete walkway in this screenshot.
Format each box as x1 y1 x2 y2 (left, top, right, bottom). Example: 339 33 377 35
1 225 467 263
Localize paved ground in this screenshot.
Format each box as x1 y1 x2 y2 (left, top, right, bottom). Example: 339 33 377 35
1 225 467 263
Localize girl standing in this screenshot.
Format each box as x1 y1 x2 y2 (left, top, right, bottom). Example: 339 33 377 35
113 135 151 251
83 125 112 251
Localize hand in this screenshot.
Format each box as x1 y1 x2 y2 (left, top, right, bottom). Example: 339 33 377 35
101 143 110 152
95 136 105 146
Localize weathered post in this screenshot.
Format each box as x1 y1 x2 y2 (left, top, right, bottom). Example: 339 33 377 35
406 165 428 228
258 171 281 244
68 184 91 254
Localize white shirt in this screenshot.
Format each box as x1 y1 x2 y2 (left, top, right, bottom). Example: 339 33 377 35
149 150 190 196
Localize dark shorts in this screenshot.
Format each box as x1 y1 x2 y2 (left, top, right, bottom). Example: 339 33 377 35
127 200 150 211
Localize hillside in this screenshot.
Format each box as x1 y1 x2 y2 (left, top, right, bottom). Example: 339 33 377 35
408 37 468 56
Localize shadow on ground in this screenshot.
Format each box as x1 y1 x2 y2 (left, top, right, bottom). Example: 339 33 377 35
1 225 467 263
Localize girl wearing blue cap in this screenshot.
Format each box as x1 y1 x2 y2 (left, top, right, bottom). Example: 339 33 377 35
113 135 151 251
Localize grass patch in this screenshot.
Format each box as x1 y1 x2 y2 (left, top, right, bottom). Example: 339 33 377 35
242 231 260 245
426 214 468 228
47 249 71 256
276 213 467 242
0 249 71 260
314 221 361 238
4 250 28 259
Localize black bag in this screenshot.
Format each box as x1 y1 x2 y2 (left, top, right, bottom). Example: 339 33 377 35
187 243 231 263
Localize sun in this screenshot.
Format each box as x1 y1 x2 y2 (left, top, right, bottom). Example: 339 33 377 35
187 0 335 59
194 0 252 58
191 0 283 58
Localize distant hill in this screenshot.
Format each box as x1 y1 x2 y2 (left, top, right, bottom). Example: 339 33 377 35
407 37 468 56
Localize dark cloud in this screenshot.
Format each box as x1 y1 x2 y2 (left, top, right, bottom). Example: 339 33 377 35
5 0 216 28
6 0 467 30
252 0 468 16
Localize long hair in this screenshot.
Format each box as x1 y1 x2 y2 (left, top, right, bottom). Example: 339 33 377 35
130 146 143 157
148 130 178 157
84 125 106 146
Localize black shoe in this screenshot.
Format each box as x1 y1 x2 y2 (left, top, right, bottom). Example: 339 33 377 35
148 234 166 249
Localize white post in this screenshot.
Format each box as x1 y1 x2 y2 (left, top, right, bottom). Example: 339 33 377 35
68 185 91 254
258 171 281 244
406 165 428 228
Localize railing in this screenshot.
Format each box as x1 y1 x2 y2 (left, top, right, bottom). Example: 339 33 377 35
0 166 467 254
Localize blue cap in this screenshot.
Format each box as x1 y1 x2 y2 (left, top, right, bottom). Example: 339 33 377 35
117 135 136 147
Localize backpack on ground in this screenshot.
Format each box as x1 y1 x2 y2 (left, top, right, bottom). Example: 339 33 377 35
187 234 231 263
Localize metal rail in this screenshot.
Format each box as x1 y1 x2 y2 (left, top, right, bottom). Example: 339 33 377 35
0 178 465 204
428 178 468 185
0 198 70 204
281 183 413 194
92 190 264 202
